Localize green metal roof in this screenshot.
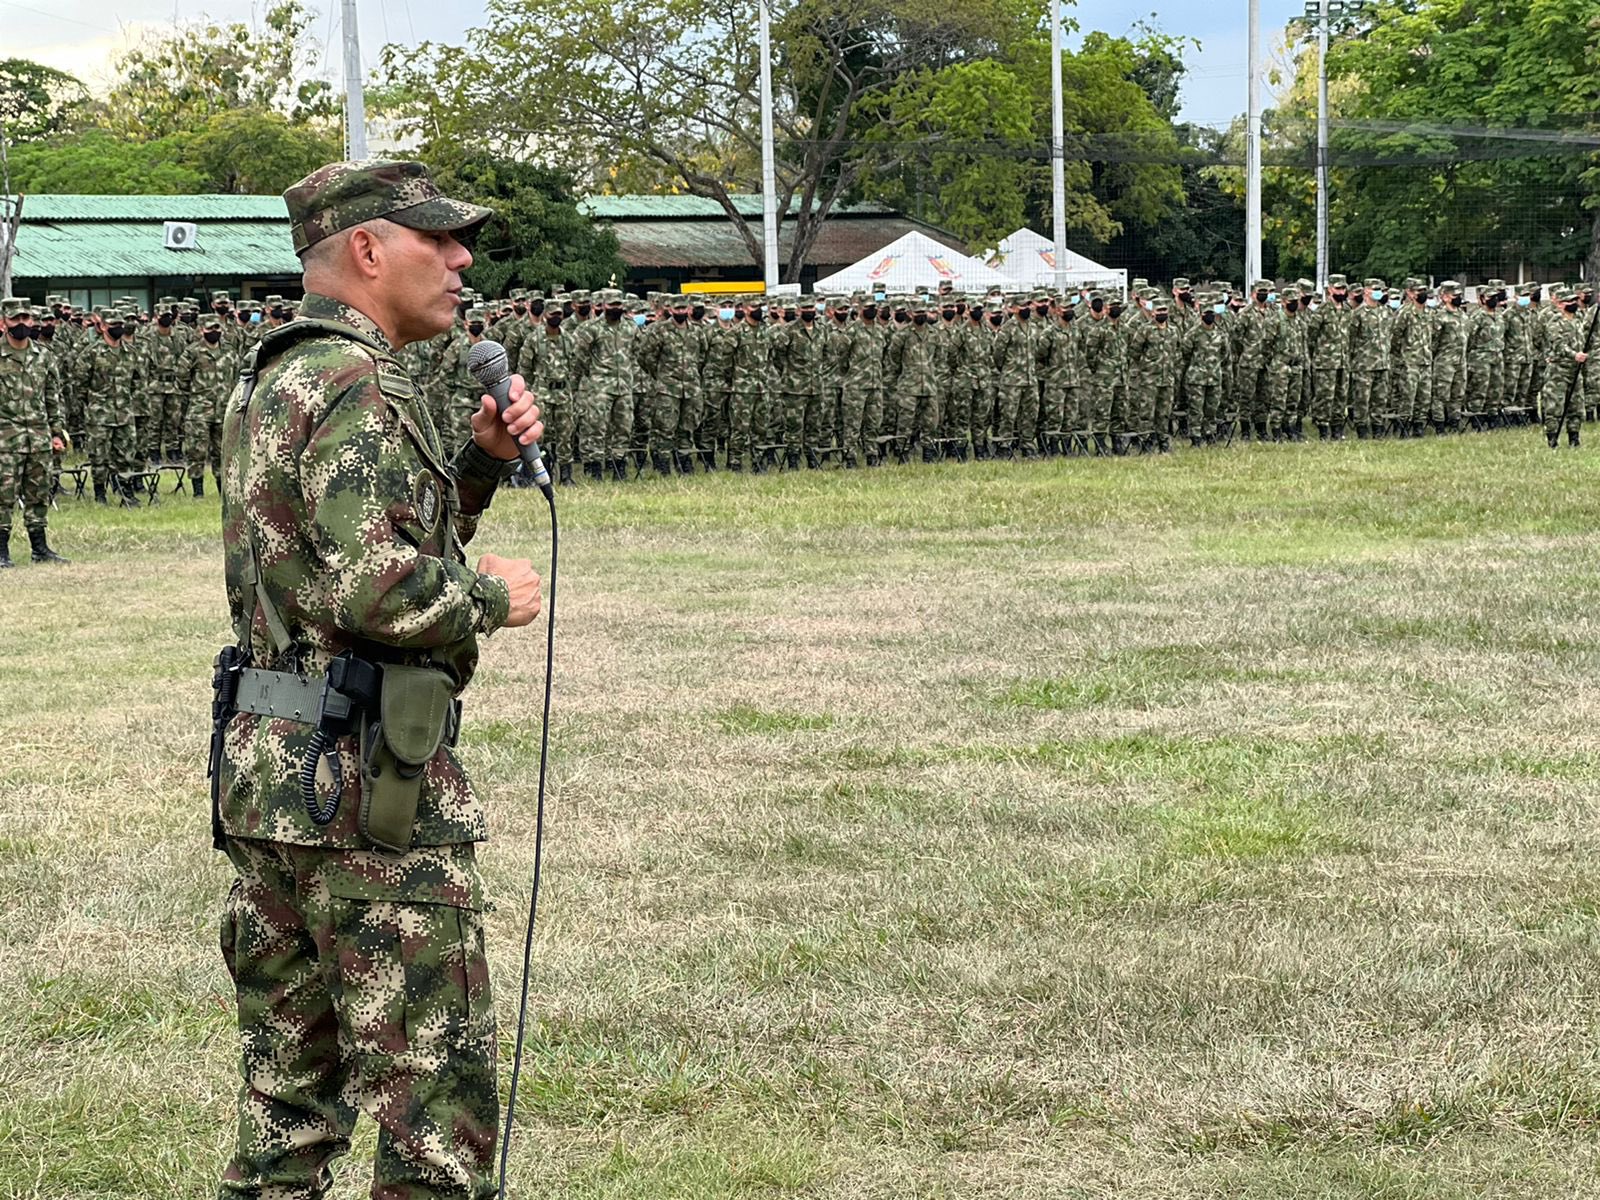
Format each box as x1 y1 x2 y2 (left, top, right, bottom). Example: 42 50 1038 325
17 194 290 221
580 195 896 220
12 213 300 280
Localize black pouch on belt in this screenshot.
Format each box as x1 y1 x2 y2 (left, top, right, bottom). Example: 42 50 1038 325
359 665 456 853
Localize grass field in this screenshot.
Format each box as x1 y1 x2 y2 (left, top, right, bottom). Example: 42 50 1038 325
5 431 1600 1199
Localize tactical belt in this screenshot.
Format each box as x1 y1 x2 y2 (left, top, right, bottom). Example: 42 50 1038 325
233 666 461 746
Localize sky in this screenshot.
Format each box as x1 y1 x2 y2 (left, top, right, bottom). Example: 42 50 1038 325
4 0 1308 126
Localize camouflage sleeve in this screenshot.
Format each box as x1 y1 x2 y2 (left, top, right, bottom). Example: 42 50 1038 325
43 355 65 436
301 372 510 644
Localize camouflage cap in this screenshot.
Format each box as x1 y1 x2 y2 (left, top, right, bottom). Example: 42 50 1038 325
212 289 232 301
1439 280 1462 297
1252 279 1274 291
1405 277 1425 290
1327 274 1347 288
1520 281 1541 296
283 159 493 256
1364 278 1385 290
1552 285 1576 302
465 307 486 321
201 315 223 331
1172 277 1191 290
1486 279 1506 290
1 298 32 318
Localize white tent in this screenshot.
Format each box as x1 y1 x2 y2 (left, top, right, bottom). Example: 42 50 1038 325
814 231 1022 294
986 228 1126 295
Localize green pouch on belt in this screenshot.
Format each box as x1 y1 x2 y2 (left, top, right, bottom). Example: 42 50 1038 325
359 665 456 853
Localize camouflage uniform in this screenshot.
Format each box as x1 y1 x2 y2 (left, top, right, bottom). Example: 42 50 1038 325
988 301 1035 455
430 316 480 456
1466 283 1507 426
886 299 941 461
963 304 997 453
725 314 769 472
569 291 637 478
516 315 575 481
1305 276 1350 437
1346 281 1393 439
637 299 704 473
837 300 885 468
216 160 510 1200
176 316 234 493
1542 287 1590 445
769 299 829 468
1429 282 1470 431
0 301 68 565
79 313 146 500
1182 301 1229 444
1078 299 1119 451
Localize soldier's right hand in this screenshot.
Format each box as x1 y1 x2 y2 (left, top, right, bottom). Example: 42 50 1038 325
478 554 542 627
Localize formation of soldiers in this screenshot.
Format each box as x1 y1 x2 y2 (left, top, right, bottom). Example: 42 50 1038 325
399 274 1600 485
5 272 1594 554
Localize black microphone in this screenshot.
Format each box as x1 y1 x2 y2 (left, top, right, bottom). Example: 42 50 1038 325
466 339 552 495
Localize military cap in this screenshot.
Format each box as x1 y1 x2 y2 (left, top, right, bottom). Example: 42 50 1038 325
283 158 493 256
526 290 545 302
1519 281 1541 296
1252 279 1274 291
465 307 486 321
509 288 528 301
1404 277 1424 291
1296 278 1316 293
1153 299 1171 313
201 315 223 331
569 289 592 303
1486 279 1506 290
212 289 232 301
1326 274 1347 288
1281 286 1300 301
1364 278 1385 290
1439 280 1462 297
265 295 285 306
987 296 1006 311
44 293 62 305
1171 278 1191 291
1131 277 1149 289
1551 284 1575 302
599 288 625 304
798 295 817 308
1 298 32 317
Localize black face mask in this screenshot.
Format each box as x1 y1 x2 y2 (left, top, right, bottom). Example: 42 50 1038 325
6 324 30 341
513 303 527 315
1285 301 1299 314
835 312 849 324
752 311 766 323
688 305 703 321
1155 313 1170 324
467 323 485 335
239 312 252 324
181 311 196 324
606 307 624 322
157 313 174 328
530 301 545 317
215 306 230 318
576 305 592 318
800 311 815 323
1034 305 1049 317
271 308 286 321
989 314 1003 327
545 315 564 328
1063 311 1075 323
107 326 124 339
1202 312 1216 325
204 330 222 344
1176 292 1191 305
894 312 908 323
1090 299 1105 314
1109 305 1124 319
941 309 955 321
1254 291 1268 304
38 325 54 341
862 306 877 320
672 311 689 323
1015 308 1029 321
1564 304 1580 315
912 314 927 327
1331 291 1347 303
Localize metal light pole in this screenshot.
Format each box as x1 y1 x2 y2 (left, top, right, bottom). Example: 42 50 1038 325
1316 0 1330 290
1049 0 1067 291
1246 0 1262 284
758 0 781 292
342 0 368 159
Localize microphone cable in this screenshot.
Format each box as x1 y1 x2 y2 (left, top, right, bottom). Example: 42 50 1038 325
497 476 557 1200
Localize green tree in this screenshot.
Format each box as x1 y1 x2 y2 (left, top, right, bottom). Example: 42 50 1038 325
185 109 341 195
378 0 1032 280
7 129 206 193
431 155 626 295
101 0 336 139
0 59 88 143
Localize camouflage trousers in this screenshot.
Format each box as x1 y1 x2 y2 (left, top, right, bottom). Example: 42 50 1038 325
185 410 223 481
1082 374 1116 433
700 389 732 453
1347 369 1386 430
964 382 993 443
580 388 633 465
541 385 574 467
941 383 968 446
652 387 702 457
839 385 878 462
218 836 497 1200
726 387 764 467
1185 380 1222 432
1236 363 1276 428
781 391 825 455
990 383 1029 445
890 389 938 450
1504 360 1531 412
1310 368 1346 426
1389 365 1427 426
1429 365 1465 427
1542 374 1583 435
0 445 51 530
1035 380 1064 442
1467 361 1504 419
141 388 184 460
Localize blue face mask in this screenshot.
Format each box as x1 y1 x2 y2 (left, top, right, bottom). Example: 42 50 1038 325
1425 299 1440 309
1388 298 1402 310
1212 304 1226 315
1518 296 1532 308
1371 289 1385 302
250 312 261 323
1267 292 1279 303
719 308 735 321
633 314 647 327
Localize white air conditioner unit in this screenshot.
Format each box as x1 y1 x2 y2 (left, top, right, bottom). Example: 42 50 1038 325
164 221 199 250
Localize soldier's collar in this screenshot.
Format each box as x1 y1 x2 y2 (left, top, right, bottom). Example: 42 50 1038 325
297 292 394 353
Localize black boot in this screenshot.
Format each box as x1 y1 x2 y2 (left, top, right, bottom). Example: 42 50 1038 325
1547 429 1560 450
0 528 11 569
559 463 575 487
585 461 605 481
700 449 717 472
612 458 628 481
118 479 141 508
676 452 695 475
1356 424 1370 440
1158 435 1172 454
728 460 745 473
1317 424 1330 441
842 454 858 469
1093 433 1110 456
806 449 822 470
191 476 204 498
751 456 766 475
921 445 937 464
1293 420 1306 443
1570 428 1581 448
28 527 67 564
653 453 674 476
785 451 801 471
1331 422 1346 441
94 479 108 504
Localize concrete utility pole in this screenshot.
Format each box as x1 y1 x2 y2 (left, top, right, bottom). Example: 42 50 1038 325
1246 0 1262 284
1049 0 1068 291
758 0 781 292
342 0 368 160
